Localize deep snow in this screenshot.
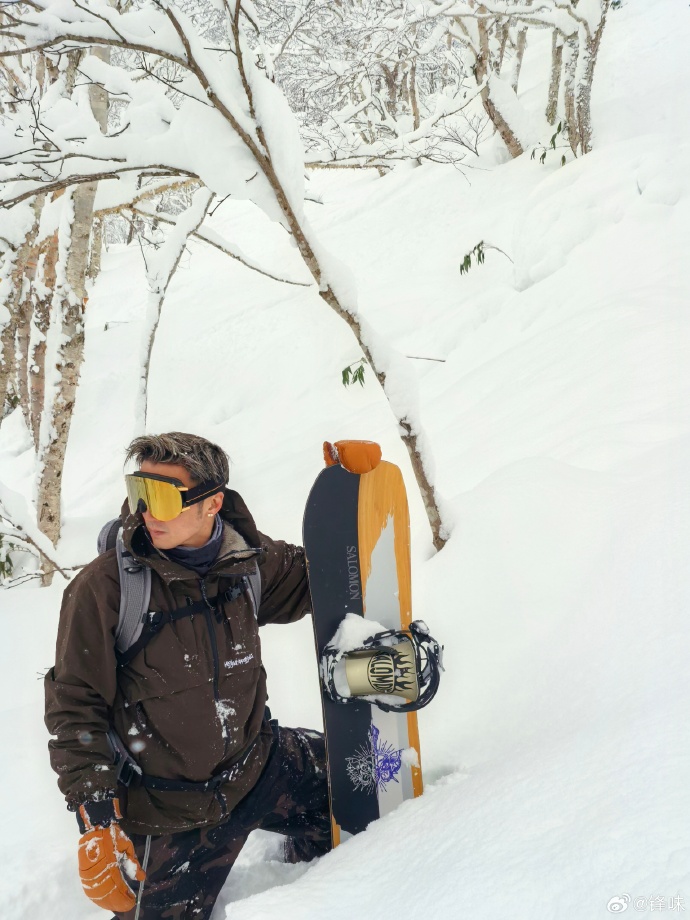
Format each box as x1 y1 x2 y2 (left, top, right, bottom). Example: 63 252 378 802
1 1 689 918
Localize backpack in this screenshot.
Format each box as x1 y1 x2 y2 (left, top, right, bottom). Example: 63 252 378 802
96 518 261 659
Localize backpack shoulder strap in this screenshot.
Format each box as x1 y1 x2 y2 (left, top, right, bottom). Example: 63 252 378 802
97 518 122 555
114 529 151 655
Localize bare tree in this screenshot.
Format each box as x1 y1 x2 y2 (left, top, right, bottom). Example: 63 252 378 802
0 0 449 548
545 27 563 125
0 41 39 421
443 0 612 156
252 0 482 168
0 197 43 422
28 204 59 448
477 4 526 156
31 52 109 556
570 2 610 155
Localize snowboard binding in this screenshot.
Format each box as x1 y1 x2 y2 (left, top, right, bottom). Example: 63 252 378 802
320 620 443 713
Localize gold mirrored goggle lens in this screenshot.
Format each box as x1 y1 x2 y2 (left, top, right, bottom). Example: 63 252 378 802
125 474 184 522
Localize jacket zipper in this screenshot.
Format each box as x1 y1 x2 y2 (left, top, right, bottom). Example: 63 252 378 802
200 580 220 703
200 579 232 816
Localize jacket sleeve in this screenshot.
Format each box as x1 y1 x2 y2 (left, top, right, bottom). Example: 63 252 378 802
256 533 311 626
44 555 122 808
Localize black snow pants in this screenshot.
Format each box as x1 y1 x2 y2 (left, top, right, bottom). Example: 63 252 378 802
115 725 330 920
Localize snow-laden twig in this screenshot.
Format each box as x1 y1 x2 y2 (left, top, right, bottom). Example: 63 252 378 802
128 205 312 287
137 185 214 430
0 492 69 580
2 564 84 588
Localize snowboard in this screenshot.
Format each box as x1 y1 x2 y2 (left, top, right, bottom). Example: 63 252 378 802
303 445 423 846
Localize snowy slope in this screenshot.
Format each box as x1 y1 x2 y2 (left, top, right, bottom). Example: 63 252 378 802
1 1 689 918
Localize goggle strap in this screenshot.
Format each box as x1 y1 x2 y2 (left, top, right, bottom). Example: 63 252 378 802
183 480 225 507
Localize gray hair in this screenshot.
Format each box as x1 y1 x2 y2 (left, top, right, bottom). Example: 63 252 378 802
125 432 230 486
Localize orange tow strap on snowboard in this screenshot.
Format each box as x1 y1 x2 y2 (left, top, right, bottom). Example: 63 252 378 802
323 440 382 474
78 801 145 913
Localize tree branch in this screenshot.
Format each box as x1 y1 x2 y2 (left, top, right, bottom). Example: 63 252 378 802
1 165 199 208
0 519 69 580
129 204 312 286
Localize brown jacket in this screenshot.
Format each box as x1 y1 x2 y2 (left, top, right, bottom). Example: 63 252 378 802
44 490 310 836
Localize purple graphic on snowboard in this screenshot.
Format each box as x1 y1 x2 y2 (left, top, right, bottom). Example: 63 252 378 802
346 724 403 792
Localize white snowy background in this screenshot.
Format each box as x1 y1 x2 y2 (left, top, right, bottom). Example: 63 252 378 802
1 1 689 917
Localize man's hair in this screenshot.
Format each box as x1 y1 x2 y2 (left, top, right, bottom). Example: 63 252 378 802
125 432 230 486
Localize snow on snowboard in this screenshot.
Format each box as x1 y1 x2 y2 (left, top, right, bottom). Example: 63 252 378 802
303 440 442 846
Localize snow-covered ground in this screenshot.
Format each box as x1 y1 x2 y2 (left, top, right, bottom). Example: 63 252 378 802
1 1 689 917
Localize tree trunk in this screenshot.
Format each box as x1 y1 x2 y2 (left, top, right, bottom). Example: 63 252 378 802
36 53 108 566
36 192 84 552
87 217 103 281
574 5 609 155
0 320 17 421
509 0 532 93
481 84 524 158
496 21 509 74
546 30 564 125
409 62 420 131
126 176 143 245
15 280 32 433
475 10 524 158
511 27 528 94
0 195 44 425
563 35 579 155
29 229 59 450
380 62 398 119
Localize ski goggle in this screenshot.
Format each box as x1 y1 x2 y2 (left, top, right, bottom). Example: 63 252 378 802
125 471 224 522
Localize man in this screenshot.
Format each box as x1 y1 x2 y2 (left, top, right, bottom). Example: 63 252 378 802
45 432 330 919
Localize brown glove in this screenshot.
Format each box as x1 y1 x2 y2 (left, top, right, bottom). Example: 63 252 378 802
323 440 382 474
77 799 145 913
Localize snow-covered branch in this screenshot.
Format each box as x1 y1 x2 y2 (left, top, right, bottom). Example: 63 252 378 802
0 485 69 580
128 205 312 287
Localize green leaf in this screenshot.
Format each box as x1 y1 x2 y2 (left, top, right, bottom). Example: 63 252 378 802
342 366 351 387
561 154 566 166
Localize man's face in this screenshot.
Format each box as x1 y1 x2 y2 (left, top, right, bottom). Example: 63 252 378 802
138 460 223 550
